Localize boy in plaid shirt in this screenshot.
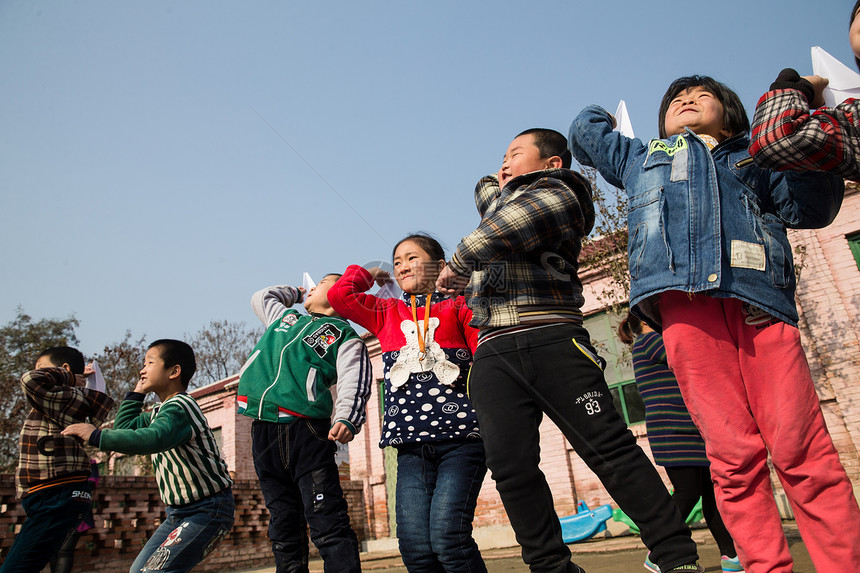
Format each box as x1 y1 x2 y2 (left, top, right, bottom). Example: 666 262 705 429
436 129 701 573
1 347 114 573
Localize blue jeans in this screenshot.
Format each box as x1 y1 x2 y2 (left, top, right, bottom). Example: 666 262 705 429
252 419 361 573
395 439 488 573
0 481 92 573
130 488 234 573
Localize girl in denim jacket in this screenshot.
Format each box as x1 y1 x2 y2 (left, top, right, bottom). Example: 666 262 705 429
569 76 860 573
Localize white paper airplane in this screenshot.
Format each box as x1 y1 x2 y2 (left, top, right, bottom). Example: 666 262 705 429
302 272 316 293
85 360 106 393
614 100 635 139
376 280 402 300
811 46 860 107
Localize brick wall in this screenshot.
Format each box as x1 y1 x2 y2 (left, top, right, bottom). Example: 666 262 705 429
0 477 367 572
789 185 860 476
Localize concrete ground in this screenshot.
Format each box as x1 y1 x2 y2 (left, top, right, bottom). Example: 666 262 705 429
241 521 813 573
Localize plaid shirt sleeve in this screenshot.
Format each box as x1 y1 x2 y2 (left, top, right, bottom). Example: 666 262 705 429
17 368 115 497
449 174 587 275
21 367 96 426
750 88 860 181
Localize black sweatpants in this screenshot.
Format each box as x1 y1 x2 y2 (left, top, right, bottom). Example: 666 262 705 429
468 323 698 573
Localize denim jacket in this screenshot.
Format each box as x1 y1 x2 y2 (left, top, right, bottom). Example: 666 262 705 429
569 105 844 329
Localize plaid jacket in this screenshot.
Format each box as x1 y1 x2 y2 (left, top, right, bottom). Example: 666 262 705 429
750 88 860 181
448 169 595 328
16 367 115 499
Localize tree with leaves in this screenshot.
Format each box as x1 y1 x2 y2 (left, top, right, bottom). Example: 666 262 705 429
0 310 80 472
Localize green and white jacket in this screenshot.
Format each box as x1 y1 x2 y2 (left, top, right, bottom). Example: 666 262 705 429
92 392 233 506
236 285 371 434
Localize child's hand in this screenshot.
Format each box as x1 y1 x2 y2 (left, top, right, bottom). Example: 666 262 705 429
83 363 95 377
62 423 97 442
436 264 469 296
328 421 355 444
367 267 392 287
296 287 306 303
802 75 829 108
133 378 150 395
608 113 617 129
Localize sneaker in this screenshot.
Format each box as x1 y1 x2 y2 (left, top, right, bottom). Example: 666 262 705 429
665 565 705 573
643 553 659 573
721 555 744 572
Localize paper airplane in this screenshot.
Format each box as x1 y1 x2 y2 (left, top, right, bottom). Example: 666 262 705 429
85 360 106 393
302 272 316 293
376 280 402 300
614 100 635 139
811 46 860 107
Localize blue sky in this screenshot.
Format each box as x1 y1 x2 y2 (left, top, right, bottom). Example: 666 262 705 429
1 0 854 356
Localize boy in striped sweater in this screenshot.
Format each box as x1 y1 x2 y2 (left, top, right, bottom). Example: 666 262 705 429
63 339 234 573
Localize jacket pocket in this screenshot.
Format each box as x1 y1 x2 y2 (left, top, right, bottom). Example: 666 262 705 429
644 138 688 182
741 192 792 288
628 187 671 277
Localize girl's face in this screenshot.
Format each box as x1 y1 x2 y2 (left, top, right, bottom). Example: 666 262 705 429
393 240 442 295
663 86 732 142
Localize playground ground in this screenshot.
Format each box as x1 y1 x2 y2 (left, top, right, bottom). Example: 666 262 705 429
241 521 812 573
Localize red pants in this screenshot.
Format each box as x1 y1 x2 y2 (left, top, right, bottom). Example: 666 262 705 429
660 292 860 573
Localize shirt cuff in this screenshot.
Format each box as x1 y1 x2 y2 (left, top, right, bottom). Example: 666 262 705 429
770 68 815 105
335 419 357 435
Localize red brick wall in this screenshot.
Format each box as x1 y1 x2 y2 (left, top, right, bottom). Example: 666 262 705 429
0 477 367 572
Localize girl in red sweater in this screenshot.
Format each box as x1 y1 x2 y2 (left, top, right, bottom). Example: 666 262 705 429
328 234 487 573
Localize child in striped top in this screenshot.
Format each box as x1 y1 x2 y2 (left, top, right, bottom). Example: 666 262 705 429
63 339 234 573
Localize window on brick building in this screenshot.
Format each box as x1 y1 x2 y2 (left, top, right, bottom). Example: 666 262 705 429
212 427 223 454
583 310 646 426
848 231 860 272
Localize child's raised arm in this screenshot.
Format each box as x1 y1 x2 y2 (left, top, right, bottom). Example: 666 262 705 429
327 265 393 334
22 368 115 427
251 285 305 328
445 172 594 283
750 68 860 181
568 105 643 190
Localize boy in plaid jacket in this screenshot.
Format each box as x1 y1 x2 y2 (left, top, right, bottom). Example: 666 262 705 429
436 129 702 573
1 347 114 573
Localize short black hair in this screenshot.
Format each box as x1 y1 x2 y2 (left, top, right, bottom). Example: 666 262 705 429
516 128 572 168
657 75 750 139
37 346 85 374
392 233 445 262
148 339 196 388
